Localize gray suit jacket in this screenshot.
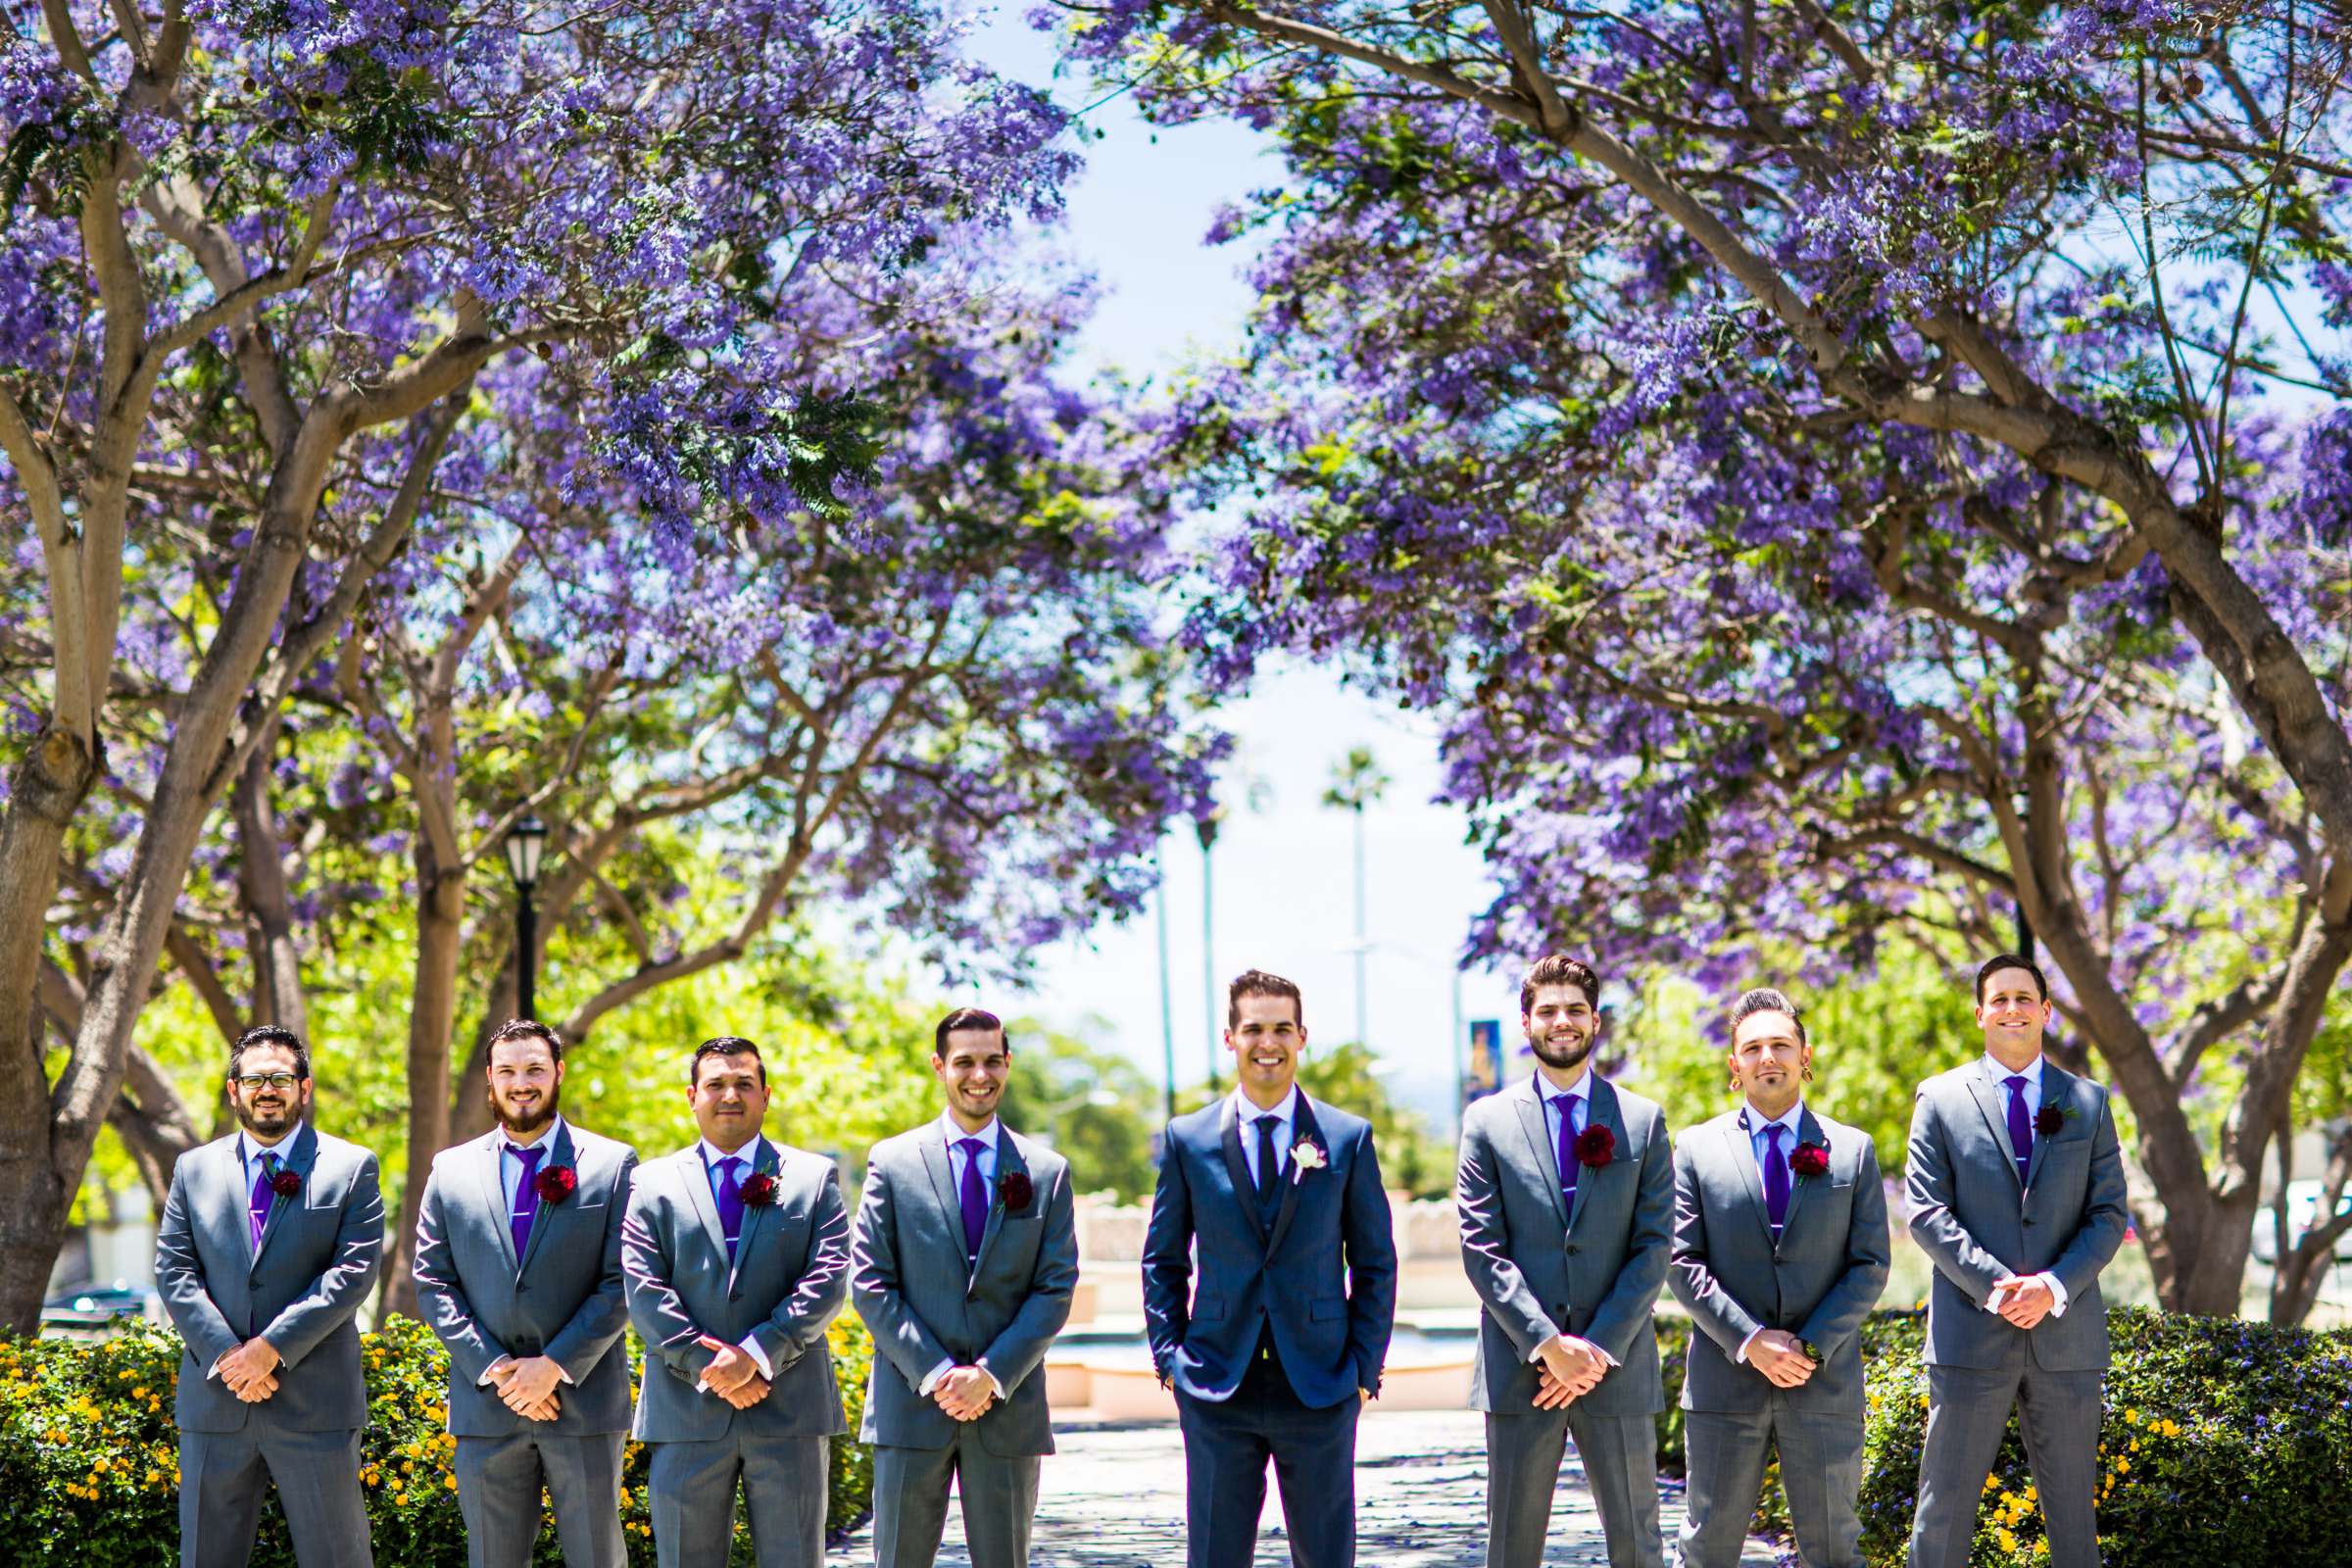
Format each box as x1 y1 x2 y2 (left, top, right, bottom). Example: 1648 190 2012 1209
1668 1104 1889 1413
413 1120 638 1436
852 1121 1078 1456
1457 1073 1673 1416
622 1137 851 1443
1906 1058 2129 1371
156 1123 383 1433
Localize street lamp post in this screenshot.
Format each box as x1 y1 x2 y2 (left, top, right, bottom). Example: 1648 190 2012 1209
1198 810 1223 1097
503 814 549 1022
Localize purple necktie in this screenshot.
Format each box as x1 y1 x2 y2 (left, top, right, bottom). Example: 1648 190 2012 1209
1763 1125 1790 1239
957 1137 988 1262
248 1151 278 1251
715 1155 745 1259
1554 1094 1583 1215
509 1144 544 1260
2004 1075 2034 1186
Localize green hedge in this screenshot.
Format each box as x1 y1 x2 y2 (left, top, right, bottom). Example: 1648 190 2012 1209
0 1312 875 1567
1653 1307 2352 1566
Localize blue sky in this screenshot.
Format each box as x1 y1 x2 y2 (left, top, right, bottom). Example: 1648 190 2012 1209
936 4 1531 1128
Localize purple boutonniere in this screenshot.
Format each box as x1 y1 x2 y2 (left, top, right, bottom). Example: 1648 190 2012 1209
998 1171 1033 1214
268 1167 303 1198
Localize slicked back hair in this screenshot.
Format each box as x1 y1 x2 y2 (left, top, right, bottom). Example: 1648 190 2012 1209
690 1036 765 1088
934 1007 1007 1058
1227 969 1303 1029
1729 987 1807 1046
227 1024 311 1082
487 1017 564 1065
1975 954 2050 1006
1520 954 1600 1016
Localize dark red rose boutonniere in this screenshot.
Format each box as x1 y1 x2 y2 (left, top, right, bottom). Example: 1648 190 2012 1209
532 1164 577 1204
267 1166 303 1198
1789 1142 1832 1180
2034 1104 2072 1137
739 1172 778 1208
1574 1126 1615 1169
998 1171 1034 1214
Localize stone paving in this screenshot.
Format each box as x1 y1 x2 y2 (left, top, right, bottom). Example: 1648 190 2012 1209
829 1409 1781 1566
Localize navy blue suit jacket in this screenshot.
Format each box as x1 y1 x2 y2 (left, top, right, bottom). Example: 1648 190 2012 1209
1142 1094 1397 1408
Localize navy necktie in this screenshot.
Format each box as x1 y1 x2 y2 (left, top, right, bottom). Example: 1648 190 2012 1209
1254 1114 1282 1210
1554 1094 1584 1215
957 1137 989 1261
1763 1124 1790 1239
2004 1075 2034 1186
509 1144 544 1260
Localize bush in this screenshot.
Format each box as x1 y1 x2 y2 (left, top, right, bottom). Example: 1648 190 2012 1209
0 1312 877 1566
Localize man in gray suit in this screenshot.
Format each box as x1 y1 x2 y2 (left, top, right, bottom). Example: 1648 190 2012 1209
1907 955 2129 1568
156 1024 383 1568
1457 954 1674 1568
622 1035 852 1567
851 1007 1080 1568
1668 988 1889 1568
414 1018 639 1568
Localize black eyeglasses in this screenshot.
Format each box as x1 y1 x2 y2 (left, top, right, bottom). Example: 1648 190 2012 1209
233 1073 302 1092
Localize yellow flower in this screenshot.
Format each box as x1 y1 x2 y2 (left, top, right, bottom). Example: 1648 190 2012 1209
1996 1527 2019 1552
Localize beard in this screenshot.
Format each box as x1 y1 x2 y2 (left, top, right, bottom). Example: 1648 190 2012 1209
1528 1027 1594 1075
234 1092 305 1138
489 1083 560 1136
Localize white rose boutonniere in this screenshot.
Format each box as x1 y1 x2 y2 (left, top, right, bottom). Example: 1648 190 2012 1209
1291 1141 1327 1185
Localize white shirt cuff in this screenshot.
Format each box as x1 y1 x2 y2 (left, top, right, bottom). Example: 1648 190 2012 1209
1736 1328 1761 1365
739 1334 773 1381
2041 1271 2069 1315
477 1354 511 1387
919 1357 956 1396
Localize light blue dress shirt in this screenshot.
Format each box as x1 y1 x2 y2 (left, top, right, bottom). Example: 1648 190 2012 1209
1981 1054 2068 1316
1233 1087 1299 1188
922 1114 1005 1396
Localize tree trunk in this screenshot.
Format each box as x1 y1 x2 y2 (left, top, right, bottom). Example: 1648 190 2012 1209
235 719 309 1037
379 845 467 1322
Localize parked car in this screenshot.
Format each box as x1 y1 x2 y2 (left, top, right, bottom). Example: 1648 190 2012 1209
2250 1179 2352 1263
39 1280 159 1333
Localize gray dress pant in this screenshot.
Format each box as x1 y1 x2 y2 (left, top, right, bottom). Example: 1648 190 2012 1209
179 1424 373 1568
1909 1363 2104 1568
871 1428 1042 1568
648 1429 828 1568
1677 1401 1863 1568
1485 1406 1664 1568
454 1429 627 1568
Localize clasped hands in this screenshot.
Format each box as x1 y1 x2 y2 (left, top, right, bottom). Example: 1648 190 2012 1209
1744 1330 1818 1389
1532 1334 1611 1409
489 1354 567 1421
1989 1273 2057 1330
932 1365 997 1422
697 1337 772 1410
215 1337 282 1403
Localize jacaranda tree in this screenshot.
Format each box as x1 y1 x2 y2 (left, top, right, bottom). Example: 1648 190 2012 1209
0 0 1074 1328
1054 0 2352 1315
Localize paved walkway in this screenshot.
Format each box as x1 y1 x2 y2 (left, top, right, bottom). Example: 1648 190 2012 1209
830 1410 1779 1566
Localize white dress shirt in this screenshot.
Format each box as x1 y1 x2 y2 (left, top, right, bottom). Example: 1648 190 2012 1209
920 1113 1006 1399
1982 1054 2069 1317
481 1117 576 1387
1527 1068 1617 1369
694 1134 776 1386
1233 1086 1300 1189
1732 1099 1806 1364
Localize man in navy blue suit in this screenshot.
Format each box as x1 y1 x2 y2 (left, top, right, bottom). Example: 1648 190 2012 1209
1143 968 1398 1568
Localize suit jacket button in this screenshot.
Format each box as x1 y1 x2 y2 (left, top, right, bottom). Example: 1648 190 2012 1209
2023 1217 2035 1226
1564 1244 1581 1255
730 1289 742 1300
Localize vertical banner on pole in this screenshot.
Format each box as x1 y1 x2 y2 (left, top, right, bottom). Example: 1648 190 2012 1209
1463 1018 1503 1106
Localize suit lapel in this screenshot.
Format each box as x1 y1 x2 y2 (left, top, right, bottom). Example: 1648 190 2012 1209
1778 1104 1827 1244
967 1130 1027 1290
1728 1111 1775 1249
1514 1078 1571 1229
1219 1101 1269 1248
1965 1061 2027 1190
515 1121 574 1278
681 1142 731 1273
727 1136 777 1293
476 1134 519 1274
221 1140 259 1267
1263 1098 1322 1259
251 1122 317 1265
1568 1078 1622 1234
2024 1065 2072 1190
